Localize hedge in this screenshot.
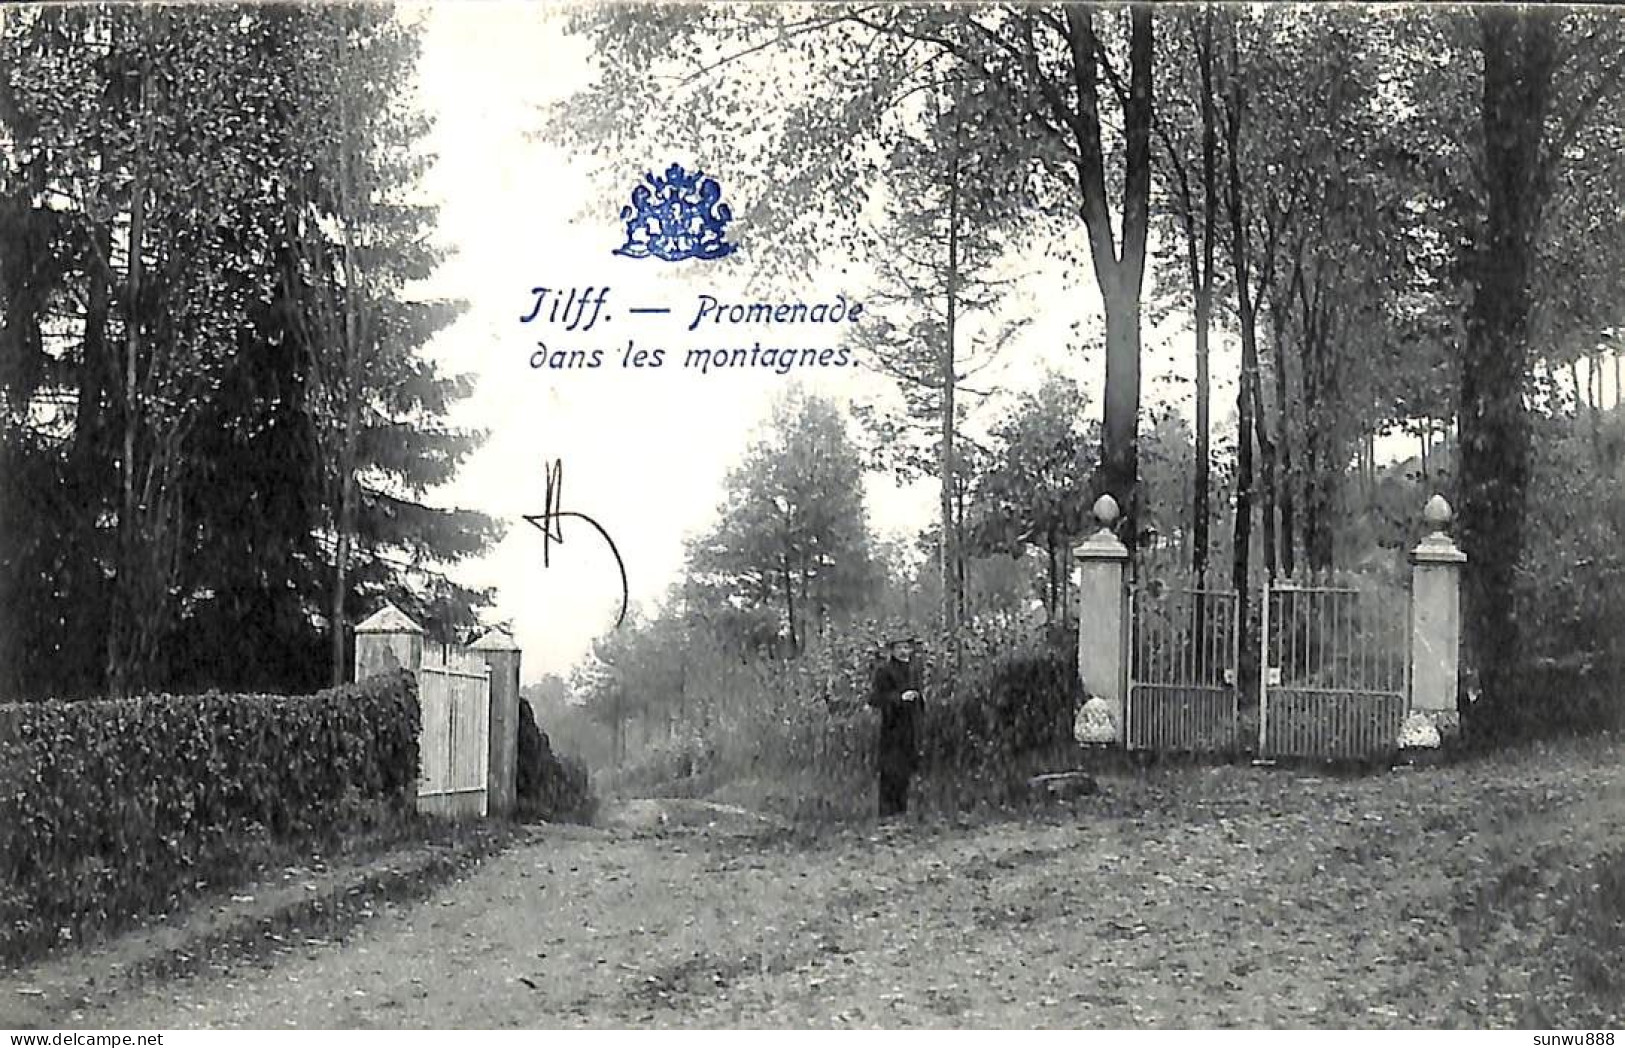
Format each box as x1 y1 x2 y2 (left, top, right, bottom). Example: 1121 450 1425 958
0 671 419 961
515 698 596 824
918 643 1081 777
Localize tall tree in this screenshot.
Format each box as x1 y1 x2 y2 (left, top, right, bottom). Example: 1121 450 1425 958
1215 8 1423 578
912 8 1157 535
971 374 1098 627
0 3 498 698
279 5 475 684
1149 8 1222 583
850 78 1029 653
686 390 880 654
2 7 297 694
1457 8 1556 735
556 5 1157 538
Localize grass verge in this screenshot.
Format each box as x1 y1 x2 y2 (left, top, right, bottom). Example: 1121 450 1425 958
1 818 521 1029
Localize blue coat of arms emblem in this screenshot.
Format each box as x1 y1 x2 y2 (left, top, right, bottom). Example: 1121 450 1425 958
614 163 737 262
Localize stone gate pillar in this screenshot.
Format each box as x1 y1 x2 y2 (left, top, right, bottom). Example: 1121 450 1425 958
472 628 522 819
1402 494 1466 749
354 603 425 681
1074 495 1129 745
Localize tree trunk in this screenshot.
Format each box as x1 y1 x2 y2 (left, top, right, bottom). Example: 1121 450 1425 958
1046 535 1060 625
940 107 963 660
1459 8 1554 740
1193 10 1219 586
110 59 152 699
64 214 113 694
954 476 969 625
1069 7 1153 542
1231 377 1255 600
1193 302 1212 583
1098 280 1144 541
1362 436 1370 500
782 556 797 653
1222 15 1259 642
330 404 359 684
675 652 686 740
1614 345 1622 410
327 362 358 684
1228 118 1255 597
1297 278 1336 573
131 438 183 688
1250 366 1279 580
1059 542 1074 631
1269 304 1297 578
330 85 370 685
1588 352 1604 458
74 221 112 472
1212 19 1258 709
1231 358 1255 709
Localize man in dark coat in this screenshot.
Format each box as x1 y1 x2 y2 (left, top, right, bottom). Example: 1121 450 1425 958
869 636 923 818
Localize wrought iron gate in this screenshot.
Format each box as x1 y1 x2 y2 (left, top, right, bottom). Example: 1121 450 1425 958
1126 578 1241 752
1259 574 1410 759
1128 570 1412 758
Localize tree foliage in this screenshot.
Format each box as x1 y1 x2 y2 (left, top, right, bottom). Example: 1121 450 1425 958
685 390 881 654
550 4 1625 742
970 374 1098 626
0 3 495 699
554 5 1155 532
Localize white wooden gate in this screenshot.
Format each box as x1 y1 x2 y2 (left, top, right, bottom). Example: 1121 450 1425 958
418 649 490 816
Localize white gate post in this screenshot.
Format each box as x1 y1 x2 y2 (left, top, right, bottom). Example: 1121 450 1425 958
472 628 522 819
1402 494 1466 749
1074 495 1130 746
354 603 425 682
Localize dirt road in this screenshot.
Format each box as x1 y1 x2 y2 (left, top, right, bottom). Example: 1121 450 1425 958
9 739 1625 1029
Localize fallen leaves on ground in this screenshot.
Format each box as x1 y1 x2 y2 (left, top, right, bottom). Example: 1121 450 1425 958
6 734 1625 1029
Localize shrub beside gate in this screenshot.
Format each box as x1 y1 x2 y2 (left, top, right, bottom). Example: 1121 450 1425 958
0 672 420 962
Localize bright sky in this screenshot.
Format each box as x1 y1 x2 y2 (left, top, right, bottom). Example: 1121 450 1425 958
406 3 1242 682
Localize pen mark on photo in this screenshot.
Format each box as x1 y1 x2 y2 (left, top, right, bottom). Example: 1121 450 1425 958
523 458 629 629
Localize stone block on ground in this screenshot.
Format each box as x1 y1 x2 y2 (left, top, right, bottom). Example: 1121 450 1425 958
1027 771 1099 802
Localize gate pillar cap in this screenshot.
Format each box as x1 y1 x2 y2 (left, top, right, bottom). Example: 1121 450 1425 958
1412 494 1465 564
471 628 520 652
1074 494 1129 560
1413 536 1466 563
356 603 424 635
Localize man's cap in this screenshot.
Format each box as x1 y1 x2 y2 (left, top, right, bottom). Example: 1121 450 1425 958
886 634 918 646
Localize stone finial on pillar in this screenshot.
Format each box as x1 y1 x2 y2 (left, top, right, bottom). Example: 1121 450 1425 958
1404 494 1466 748
471 628 522 819
1074 494 1130 746
354 603 425 682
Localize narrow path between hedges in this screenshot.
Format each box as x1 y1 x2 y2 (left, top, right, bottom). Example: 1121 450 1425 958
9 738 1625 1029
